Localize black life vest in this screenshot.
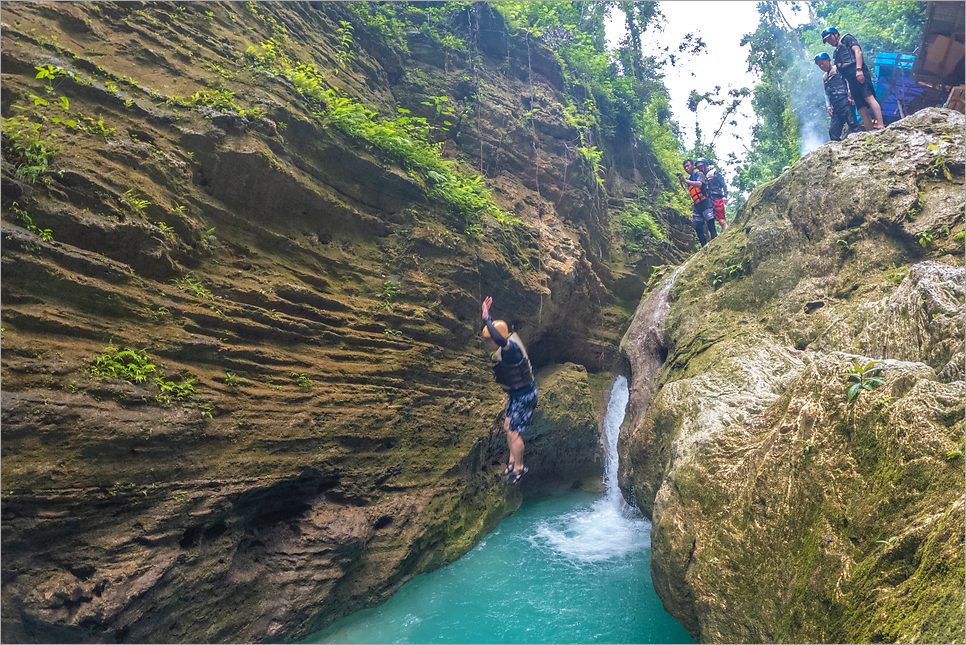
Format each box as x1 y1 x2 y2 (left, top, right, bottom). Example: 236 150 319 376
833 34 858 68
823 65 850 98
688 176 708 205
491 333 534 392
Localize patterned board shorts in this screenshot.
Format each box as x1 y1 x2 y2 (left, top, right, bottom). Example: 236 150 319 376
504 387 538 434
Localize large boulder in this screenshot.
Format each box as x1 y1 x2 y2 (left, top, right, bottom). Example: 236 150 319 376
621 108 965 643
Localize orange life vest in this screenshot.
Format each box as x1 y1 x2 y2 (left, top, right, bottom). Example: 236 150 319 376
688 178 707 205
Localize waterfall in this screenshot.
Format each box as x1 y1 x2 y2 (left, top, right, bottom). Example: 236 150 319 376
532 375 650 562
602 375 630 506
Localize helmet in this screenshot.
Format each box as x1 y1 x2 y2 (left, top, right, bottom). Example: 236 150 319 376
814 52 831 63
483 319 509 339
821 26 838 43
695 157 709 166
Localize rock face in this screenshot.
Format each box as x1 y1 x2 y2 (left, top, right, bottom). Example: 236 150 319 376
621 108 965 643
0 2 692 643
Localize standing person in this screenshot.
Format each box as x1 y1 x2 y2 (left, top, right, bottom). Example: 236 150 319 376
696 158 728 232
814 52 861 141
481 296 537 485
822 26 885 131
677 159 717 247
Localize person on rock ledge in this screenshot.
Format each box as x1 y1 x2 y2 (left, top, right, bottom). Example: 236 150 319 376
814 52 861 142
822 26 885 132
677 159 717 247
696 158 728 232
481 296 537 485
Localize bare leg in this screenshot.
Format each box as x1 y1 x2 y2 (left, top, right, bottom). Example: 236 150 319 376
505 416 524 472
866 94 885 129
857 107 874 131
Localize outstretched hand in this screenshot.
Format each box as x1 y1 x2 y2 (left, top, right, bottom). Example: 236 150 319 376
482 296 492 320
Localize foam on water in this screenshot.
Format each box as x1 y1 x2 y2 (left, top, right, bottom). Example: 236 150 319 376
531 376 651 563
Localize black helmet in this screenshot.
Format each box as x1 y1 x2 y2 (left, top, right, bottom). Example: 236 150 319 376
821 26 838 43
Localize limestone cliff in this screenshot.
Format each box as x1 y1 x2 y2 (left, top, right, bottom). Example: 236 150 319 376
1 2 693 642
621 108 965 643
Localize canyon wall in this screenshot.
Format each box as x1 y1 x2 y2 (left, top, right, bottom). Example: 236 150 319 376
0 2 692 642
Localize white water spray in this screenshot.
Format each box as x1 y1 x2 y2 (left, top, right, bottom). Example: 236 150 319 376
532 376 650 563
601 375 631 506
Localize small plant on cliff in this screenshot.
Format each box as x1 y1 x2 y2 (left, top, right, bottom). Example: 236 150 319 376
335 21 354 74
380 280 399 311
90 341 158 383
621 204 667 253
420 95 456 133
157 222 176 239
1 66 77 183
155 377 195 405
876 535 899 548
171 275 214 300
292 372 313 388
10 203 53 241
224 372 248 388
123 189 151 215
840 360 886 402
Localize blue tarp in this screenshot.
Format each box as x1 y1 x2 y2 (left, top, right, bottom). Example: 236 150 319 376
874 52 923 123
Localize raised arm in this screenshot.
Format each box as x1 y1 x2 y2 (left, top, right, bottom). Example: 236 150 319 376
481 296 508 346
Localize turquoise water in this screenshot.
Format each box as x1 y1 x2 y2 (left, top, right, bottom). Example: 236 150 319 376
302 378 693 645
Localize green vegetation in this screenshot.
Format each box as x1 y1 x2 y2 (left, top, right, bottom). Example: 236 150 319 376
156 377 196 405
246 3 696 242
9 202 52 241
621 202 667 253
89 341 196 406
840 360 885 402
171 275 214 300
1 65 77 183
711 262 745 287
90 341 158 383
291 372 313 388
224 372 248 388
380 280 399 311
837 239 858 252
335 20 354 74
123 189 151 215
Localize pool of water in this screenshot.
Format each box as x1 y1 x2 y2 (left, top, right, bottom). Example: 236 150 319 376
302 378 694 645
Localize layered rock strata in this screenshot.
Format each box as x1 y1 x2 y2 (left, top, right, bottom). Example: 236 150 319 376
1 2 690 642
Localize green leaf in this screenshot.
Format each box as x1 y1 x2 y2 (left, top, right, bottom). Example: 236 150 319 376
847 383 862 401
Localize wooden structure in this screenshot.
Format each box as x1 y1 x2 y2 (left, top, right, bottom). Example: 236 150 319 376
908 1 965 113
945 85 965 113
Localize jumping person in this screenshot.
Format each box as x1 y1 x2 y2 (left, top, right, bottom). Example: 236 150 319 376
677 159 717 247
695 158 728 232
814 52 860 141
481 296 537 485
822 26 885 131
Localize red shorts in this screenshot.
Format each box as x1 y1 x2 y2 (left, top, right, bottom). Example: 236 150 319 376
713 199 726 223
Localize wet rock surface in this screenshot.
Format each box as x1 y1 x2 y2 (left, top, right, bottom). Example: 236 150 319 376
621 108 965 643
